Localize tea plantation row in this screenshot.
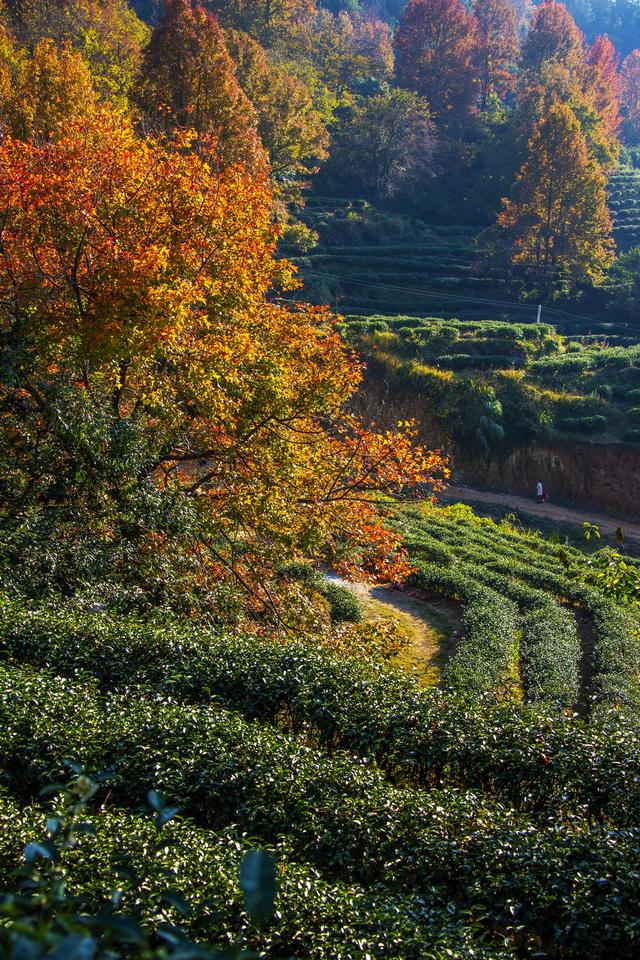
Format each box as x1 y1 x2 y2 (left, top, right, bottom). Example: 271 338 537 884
397 506 640 712
1 646 640 956
2 504 640 956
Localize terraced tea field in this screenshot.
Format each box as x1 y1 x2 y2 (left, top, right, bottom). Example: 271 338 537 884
608 167 640 252
344 313 640 443
396 504 640 711
291 196 637 341
2 502 640 957
293 197 500 321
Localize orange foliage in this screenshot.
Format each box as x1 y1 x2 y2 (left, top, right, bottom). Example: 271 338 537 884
520 1 585 74
498 102 614 292
516 6 621 174
621 49 640 144
10 39 98 140
136 0 267 172
0 106 448 595
473 0 519 108
586 34 622 139
394 0 479 126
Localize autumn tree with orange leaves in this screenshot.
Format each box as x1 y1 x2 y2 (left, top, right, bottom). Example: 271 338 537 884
621 49 640 143
586 35 622 140
0 107 447 612
136 0 267 172
473 0 519 110
498 102 614 296
518 3 622 162
394 0 479 127
495 2 622 289
520 0 585 75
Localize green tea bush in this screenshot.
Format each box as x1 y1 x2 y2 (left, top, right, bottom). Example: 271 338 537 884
0 780 278 960
322 583 363 623
584 591 640 709
398 507 640 714
520 602 580 704
2 673 640 956
276 564 363 623
438 354 516 370
556 415 608 434
0 789 497 960
529 354 593 375
0 663 540 893
2 593 640 821
408 569 519 696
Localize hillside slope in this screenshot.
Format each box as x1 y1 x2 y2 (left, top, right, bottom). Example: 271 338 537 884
291 196 638 341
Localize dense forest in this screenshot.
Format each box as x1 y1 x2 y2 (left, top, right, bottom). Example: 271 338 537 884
1 0 640 958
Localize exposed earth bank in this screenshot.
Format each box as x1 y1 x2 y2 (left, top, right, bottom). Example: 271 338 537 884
355 371 640 520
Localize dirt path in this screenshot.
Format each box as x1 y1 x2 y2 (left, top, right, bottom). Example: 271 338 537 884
328 576 459 685
446 484 640 546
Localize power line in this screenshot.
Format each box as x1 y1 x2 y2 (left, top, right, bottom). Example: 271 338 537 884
297 268 609 328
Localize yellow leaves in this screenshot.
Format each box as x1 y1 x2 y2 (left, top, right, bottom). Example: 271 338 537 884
0 106 279 362
0 100 449 600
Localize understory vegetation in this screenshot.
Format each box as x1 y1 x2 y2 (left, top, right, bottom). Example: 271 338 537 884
345 312 640 446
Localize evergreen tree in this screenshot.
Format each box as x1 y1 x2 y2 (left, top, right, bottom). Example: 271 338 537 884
330 88 435 200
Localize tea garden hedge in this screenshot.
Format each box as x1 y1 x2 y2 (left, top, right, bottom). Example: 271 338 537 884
1 503 640 957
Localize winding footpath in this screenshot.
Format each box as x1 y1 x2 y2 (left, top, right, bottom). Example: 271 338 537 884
328 575 459 684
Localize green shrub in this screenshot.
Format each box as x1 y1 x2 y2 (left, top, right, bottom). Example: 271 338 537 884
322 582 363 623
2 670 640 956
2 591 640 822
0 786 496 960
520 602 580 705
556 415 607 434
277 561 326 590
0 663 538 895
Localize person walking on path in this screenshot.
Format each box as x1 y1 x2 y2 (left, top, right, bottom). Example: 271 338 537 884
536 480 544 504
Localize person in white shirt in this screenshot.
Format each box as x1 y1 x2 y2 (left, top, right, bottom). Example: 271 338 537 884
536 480 544 503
